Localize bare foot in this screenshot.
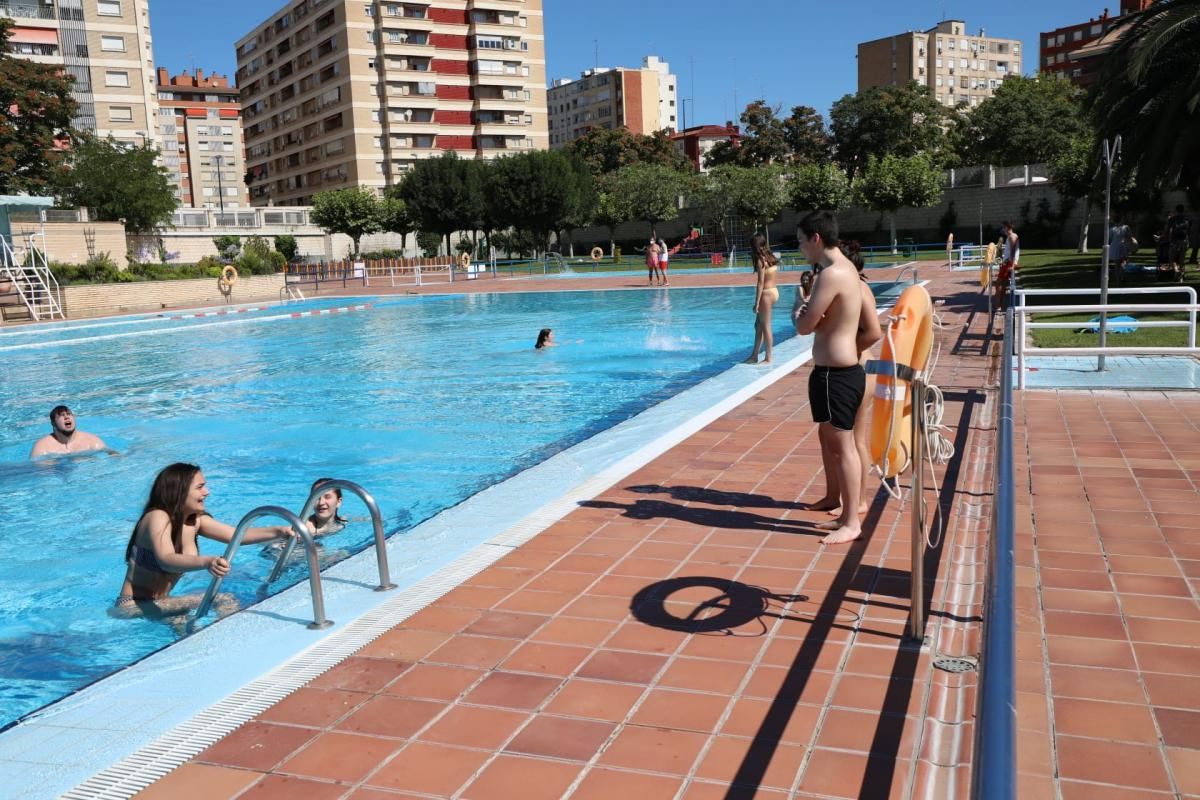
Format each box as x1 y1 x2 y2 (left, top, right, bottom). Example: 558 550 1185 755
743 356 759 364
814 519 840 531
826 504 869 516
761 358 772 364
821 525 863 545
806 497 840 512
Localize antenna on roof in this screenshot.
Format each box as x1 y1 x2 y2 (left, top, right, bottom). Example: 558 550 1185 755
593 39 598 71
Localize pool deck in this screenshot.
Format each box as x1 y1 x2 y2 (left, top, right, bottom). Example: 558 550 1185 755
58 266 1200 799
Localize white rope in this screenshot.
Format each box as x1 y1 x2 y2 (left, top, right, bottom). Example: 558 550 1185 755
915 339 956 548
873 314 907 502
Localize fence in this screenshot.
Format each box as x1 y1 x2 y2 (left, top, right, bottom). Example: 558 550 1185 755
284 256 457 289
1014 286 1200 389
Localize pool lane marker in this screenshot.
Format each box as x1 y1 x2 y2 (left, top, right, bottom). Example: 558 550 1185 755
0 304 373 352
58 335 822 800
165 305 272 320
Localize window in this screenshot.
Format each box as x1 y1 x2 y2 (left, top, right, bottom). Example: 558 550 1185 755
105 70 130 87
101 35 125 52
367 30 377 43
203 187 216 197
222 126 233 135
364 3 374 14
109 105 133 121
97 0 121 15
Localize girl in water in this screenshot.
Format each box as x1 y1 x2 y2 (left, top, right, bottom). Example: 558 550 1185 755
535 328 556 349
114 463 294 620
744 232 780 364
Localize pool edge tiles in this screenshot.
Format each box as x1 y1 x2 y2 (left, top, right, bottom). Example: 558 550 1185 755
0 331 819 800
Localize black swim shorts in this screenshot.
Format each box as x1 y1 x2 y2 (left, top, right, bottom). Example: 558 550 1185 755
809 364 866 431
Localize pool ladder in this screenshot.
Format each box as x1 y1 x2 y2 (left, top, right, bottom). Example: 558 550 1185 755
190 479 396 630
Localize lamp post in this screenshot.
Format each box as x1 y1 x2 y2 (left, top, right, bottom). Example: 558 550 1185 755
214 154 226 217
1097 135 1121 372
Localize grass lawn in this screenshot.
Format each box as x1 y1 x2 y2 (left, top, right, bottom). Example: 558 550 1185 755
1015 249 1198 348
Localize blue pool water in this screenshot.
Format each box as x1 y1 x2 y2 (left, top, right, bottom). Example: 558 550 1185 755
0 284 899 727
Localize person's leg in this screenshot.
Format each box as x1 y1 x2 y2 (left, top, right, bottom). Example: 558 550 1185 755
807 367 840 510
829 388 873 517
822 426 863 544
809 423 840 511
760 292 776 363
745 317 763 363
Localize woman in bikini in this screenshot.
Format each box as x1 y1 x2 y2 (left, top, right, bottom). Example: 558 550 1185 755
744 232 779 364
809 240 882 522
114 463 294 620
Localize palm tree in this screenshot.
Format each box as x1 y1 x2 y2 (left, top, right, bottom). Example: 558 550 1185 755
1090 0 1200 194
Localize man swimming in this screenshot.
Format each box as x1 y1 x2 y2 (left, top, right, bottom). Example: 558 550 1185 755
30 405 113 459
792 211 868 545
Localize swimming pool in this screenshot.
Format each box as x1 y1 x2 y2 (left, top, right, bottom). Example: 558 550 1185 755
0 284 900 727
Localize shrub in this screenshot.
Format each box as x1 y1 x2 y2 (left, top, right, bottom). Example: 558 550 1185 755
213 235 241 262
417 231 442 258
273 234 299 263
361 249 403 260
269 251 287 272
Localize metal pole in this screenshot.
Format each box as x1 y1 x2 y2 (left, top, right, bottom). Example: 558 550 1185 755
908 377 926 642
215 155 226 217
1098 136 1120 372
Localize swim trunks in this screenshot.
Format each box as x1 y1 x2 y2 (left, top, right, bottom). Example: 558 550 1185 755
809 364 866 431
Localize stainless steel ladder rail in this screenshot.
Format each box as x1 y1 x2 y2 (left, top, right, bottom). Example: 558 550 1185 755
191 505 332 629
266 479 396 592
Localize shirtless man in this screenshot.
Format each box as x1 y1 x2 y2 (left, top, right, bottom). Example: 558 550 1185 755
792 211 867 544
30 405 111 459
995 221 1020 312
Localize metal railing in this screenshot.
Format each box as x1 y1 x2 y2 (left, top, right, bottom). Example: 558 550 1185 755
1014 286 1200 389
970 303 1017 800
191 506 330 629
266 479 396 592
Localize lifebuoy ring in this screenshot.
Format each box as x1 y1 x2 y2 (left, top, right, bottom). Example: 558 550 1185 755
219 265 238 290
869 284 934 479
458 251 471 268
590 246 604 262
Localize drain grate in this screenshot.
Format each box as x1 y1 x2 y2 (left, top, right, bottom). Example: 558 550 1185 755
933 655 978 673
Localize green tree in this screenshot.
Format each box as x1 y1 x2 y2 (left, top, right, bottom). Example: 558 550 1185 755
1090 0 1200 195
782 105 833 165
273 234 299 263
416 230 442 258
787 163 852 215
57 137 176 234
853 153 945 251
1047 134 1100 252
593 172 634 255
378 192 414 253
699 166 743 250
704 100 795 168
708 164 787 245
566 126 689 177
830 82 949 178
397 152 475 252
958 75 1090 167
213 235 241 261
0 19 77 194
487 150 594 252
608 163 690 238
309 187 382 257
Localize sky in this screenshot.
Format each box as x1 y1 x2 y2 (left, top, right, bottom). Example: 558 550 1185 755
151 0 1112 122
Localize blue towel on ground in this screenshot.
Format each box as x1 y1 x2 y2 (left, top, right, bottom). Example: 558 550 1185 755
1077 315 1138 334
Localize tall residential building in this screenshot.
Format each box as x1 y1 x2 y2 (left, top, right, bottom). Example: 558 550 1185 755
3 0 159 144
858 20 1023 108
155 68 250 210
235 0 548 207
547 56 677 148
1040 0 1154 89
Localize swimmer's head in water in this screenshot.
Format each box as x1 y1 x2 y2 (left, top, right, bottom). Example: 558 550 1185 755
310 478 347 525
535 328 552 349
49 405 75 434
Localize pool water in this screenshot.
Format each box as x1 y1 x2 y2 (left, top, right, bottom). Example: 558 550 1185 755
0 284 899 727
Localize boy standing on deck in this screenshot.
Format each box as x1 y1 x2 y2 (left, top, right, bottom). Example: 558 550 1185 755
792 210 867 545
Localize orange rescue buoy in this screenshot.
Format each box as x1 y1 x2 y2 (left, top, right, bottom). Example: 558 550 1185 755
869 284 935 479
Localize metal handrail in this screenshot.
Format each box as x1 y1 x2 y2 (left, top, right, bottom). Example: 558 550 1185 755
266 479 396 592
970 303 1017 800
191 505 331 629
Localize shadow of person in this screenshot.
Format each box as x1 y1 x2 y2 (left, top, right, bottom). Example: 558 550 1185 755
580 498 821 535
626 484 805 510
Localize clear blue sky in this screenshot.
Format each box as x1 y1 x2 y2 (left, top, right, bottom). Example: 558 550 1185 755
151 0 1109 122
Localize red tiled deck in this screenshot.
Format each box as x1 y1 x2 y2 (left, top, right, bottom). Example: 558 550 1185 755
128 267 1006 799
1015 390 1200 799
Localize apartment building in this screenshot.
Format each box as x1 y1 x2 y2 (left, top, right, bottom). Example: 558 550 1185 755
1040 0 1153 89
670 123 740 173
547 56 677 148
3 0 159 143
155 68 250 210
858 20 1022 108
235 0 548 207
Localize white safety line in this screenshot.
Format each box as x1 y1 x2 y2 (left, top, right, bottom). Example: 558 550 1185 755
0 304 372 353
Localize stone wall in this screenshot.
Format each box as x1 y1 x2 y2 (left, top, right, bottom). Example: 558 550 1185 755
11 221 127 264
61 274 286 318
